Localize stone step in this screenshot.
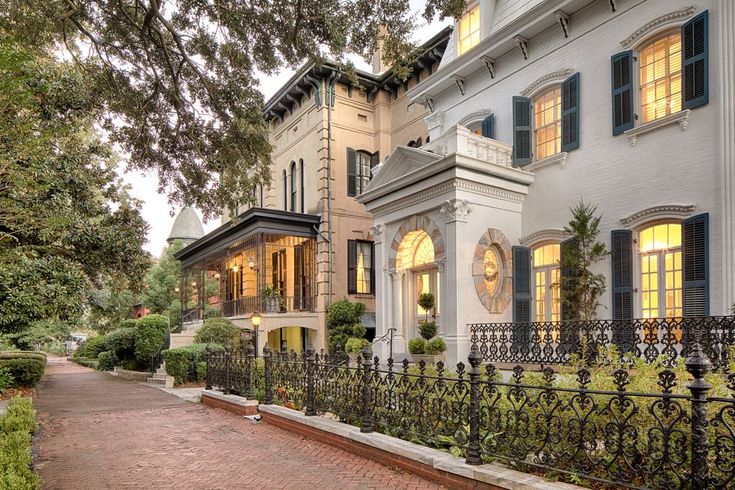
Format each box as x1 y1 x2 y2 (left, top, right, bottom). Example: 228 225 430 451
151 373 168 380
147 377 166 385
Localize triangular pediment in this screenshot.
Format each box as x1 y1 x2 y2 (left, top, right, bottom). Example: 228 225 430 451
362 145 441 194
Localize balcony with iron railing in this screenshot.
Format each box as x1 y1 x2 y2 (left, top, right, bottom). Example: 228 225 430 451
219 294 316 317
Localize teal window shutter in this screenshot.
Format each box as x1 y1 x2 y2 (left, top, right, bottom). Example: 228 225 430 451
512 96 532 165
481 114 495 139
682 10 709 110
347 148 357 197
512 246 531 323
561 72 580 151
611 230 633 320
611 51 633 135
682 213 709 317
560 237 579 321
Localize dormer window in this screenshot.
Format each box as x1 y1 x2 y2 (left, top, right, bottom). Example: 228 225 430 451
458 5 480 56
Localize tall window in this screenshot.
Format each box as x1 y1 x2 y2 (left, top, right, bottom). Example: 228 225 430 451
639 31 682 123
290 161 297 212
458 5 480 55
533 86 562 160
348 240 374 294
639 223 682 318
347 149 376 196
299 159 305 213
282 169 287 210
533 244 560 322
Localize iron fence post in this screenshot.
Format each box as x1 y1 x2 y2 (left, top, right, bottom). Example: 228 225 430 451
685 341 712 488
305 344 316 416
360 347 374 433
466 344 482 465
223 343 232 394
263 344 273 405
205 344 212 391
246 342 256 399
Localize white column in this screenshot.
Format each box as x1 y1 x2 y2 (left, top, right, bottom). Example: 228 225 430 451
719 0 735 314
390 268 407 356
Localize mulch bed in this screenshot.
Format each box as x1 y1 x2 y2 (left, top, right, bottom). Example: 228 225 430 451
1 387 37 400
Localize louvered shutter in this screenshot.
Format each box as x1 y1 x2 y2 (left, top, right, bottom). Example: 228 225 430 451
611 51 634 135
611 230 633 320
347 148 357 197
512 245 531 322
682 11 709 110
370 152 380 170
682 213 709 317
347 240 357 294
512 97 532 165
370 242 376 294
560 238 579 321
481 114 495 139
561 72 580 151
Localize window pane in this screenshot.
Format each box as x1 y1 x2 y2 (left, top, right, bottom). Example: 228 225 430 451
639 31 682 123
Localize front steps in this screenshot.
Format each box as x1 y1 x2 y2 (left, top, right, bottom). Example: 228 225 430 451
147 363 175 388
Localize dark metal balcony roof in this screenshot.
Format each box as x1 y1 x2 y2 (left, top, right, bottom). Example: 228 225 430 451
175 207 321 268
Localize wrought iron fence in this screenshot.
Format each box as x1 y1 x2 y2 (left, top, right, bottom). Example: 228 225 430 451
205 344 256 398
220 295 316 317
469 316 735 370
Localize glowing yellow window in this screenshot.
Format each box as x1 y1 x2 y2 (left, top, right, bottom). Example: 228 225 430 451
533 87 562 160
458 6 480 55
533 244 561 323
639 31 682 123
639 223 682 318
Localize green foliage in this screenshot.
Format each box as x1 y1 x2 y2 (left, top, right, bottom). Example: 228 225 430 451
142 241 184 325
344 337 370 354
0 367 13 393
0 397 40 489
70 358 98 369
0 357 45 387
6 319 70 351
96 351 117 371
119 319 139 330
408 338 427 355
418 322 437 341
418 293 435 314
426 338 447 355
560 200 609 320
163 343 223 385
134 314 168 364
194 318 240 347
73 335 108 360
104 328 136 363
327 300 366 352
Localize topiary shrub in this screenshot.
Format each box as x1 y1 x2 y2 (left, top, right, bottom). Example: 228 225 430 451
194 317 240 347
96 351 117 371
74 336 108 359
0 397 40 489
163 343 223 385
0 358 45 387
344 337 370 354
408 338 427 355
418 322 437 340
426 337 447 355
134 314 169 365
119 319 139 330
105 328 136 364
327 299 366 352
0 352 46 363
417 293 435 314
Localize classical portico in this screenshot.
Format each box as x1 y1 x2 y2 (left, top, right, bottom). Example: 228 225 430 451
358 124 534 365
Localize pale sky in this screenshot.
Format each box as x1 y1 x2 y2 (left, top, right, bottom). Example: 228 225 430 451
123 9 451 257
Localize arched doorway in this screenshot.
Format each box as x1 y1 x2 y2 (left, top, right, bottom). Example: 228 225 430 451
396 230 440 337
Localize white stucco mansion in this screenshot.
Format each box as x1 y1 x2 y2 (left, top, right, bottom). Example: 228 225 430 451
358 0 735 365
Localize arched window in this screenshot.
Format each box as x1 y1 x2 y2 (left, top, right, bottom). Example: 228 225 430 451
299 159 305 213
639 223 682 318
532 243 560 322
416 137 423 147
533 86 562 160
282 169 287 210
289 161 297 212
639 30 681 123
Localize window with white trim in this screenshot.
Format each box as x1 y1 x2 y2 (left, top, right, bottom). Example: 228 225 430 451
639 30 682 123
532 243 561 322
457 5 480 56
533 87 562 160
638 223 682 318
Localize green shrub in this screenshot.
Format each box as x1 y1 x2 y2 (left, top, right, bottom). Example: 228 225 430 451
0 351 46 363
418 322 437 340
408 338 427 354
70 357 98 369
194 318 240 347
0 367 13 393
0 358 45 387
345 337 369 354
426 337 447 355
96 351 117 371
0 397 40 489
196 361 207 381
105 328 137 363
74 335 108 359
327 299 366 352
417 293 435 313
163 343 222 385
119 319 139 330
134 314 169 364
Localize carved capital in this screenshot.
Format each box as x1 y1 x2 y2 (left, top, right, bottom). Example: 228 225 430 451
440 199 472 223
369 224 384 243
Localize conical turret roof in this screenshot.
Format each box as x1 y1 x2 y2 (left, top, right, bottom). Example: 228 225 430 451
167 207 204 245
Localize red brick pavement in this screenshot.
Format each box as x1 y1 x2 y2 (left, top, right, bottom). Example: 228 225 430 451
35 358 443 489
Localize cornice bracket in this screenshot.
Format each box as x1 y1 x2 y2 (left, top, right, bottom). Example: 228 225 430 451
514 36 529 60
482 56 496 79
451 75 466 96
421 95 435 113
555 10 570 38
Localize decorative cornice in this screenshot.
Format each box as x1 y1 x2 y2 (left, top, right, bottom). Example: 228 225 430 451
624 110 690 147
440 199 472 223
520 69 573 97
620 6 695 49
524 152 568 171
620 204 696 227
458 110 493 127
519 229 570 247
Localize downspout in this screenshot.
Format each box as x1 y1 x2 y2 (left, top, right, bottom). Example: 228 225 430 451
325 72 338 306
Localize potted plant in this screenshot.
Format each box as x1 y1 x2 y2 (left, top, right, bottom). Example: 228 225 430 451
345 337 369 366
262 285 282 313
409 293 447 364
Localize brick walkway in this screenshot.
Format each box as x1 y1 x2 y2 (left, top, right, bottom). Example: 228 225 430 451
35 357 442 489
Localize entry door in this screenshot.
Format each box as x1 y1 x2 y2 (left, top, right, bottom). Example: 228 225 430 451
272 250 286 296
413 268 440 332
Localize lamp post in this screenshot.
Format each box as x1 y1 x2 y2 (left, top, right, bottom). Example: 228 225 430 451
251 310 263 356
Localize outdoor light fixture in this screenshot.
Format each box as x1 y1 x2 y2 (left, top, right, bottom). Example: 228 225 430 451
174 287 180 293
232 265 239 273
248 256 257 271
251 311 262 327
214 272 221 279
191 281 197 287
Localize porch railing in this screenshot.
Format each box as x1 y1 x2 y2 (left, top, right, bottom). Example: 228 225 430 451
220 295 315 317
469 316 735 370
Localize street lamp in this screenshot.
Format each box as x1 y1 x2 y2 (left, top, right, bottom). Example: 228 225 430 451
251 311 263 356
